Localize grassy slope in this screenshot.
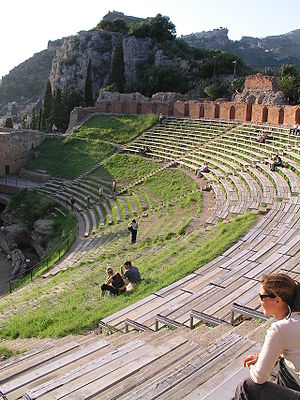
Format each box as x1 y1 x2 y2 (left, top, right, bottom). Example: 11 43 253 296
28 137 116 179
0 115 260 339
73 114 157 144
0 194 257 338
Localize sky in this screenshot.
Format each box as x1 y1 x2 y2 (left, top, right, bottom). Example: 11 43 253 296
1 0 300 78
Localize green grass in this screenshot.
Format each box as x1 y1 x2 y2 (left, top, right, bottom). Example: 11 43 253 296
73 114 157 144
0 212 258 338
140 168 198 205
28 137 116 179
92 154 161 186
0 345 24 359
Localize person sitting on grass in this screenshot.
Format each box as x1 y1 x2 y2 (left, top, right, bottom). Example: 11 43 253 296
121 261 141 291
100 267 126 297
234 273 300 400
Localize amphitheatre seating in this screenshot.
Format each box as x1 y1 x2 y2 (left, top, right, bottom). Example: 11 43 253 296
4 117 300 398
98 196 300 330
0 326 261 400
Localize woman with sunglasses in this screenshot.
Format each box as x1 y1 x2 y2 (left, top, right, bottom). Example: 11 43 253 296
235 273 300 400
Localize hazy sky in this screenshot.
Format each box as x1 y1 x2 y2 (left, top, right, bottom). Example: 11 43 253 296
1 0 299 78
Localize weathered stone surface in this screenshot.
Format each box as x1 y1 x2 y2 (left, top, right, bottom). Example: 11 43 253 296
123 36 152 85
31 219 54 258
18 168 50 183
0 130 46 177
235 74 284 106
2 223 31 250
11 249 27 282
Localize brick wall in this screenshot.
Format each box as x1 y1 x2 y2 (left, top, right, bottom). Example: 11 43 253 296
235 104 252 121
283 106 300 125
245 75 277 91
174 101 188 117
203 102 217 119
0 130 46 177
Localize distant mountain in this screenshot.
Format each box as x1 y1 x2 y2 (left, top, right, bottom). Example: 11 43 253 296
0 39 62 106
102 10 147 25
1 12 299 111
183 28 300 71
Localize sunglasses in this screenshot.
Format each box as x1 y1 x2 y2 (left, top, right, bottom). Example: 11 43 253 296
259 293 276 301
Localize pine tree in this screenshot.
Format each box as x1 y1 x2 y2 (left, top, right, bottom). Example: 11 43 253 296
38 108 42 131
109 35 126 92
53 88 66 130
84 59 93 107
43 79 53 132
30 107 38 130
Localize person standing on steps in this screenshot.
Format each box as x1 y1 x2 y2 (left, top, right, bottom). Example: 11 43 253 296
98 185 103 198
112 179 117 196
70 196 75 211
128 218 138 243
159 112 163 125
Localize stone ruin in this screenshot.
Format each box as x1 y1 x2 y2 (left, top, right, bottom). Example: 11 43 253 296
234 74 285 106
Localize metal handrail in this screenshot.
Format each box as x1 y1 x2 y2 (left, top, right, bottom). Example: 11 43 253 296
0 224 78 295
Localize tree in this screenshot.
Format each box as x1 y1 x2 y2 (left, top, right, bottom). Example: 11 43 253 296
84 59 93 107
129 14 176 42
276 64 300 104
148 14 176 42
30 107 38 130
53 88 67 130
204 81 230 99
109 36 126 92
278 75 300 104
4 117 13 128
42 79 53 131
139 65 186 96
96 19 128 34
38 108 42 131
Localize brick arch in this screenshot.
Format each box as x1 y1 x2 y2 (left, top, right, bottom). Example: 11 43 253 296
106 103 111 113
215 104 220 119
199 104 204 118
230 105 235 120
296 108 300 124
278 108 284 125
152 103 157 114
262 106 268 123
137 103 142 114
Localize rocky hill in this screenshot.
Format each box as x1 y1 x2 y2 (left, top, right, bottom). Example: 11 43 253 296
1 13 299 110
0 39 62 106
183 28 300 71
49 31 152 96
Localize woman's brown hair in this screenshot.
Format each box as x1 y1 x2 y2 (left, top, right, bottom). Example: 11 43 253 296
261 273 300 312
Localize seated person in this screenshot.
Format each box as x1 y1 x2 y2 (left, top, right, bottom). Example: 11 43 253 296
270 154 282 171
100 267 126 297
121 261 141 288
234 273 300 400
258 133 266 143
195 163 209 176
139 146 146 155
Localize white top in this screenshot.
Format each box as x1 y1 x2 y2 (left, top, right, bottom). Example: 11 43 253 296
250 312 300 385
